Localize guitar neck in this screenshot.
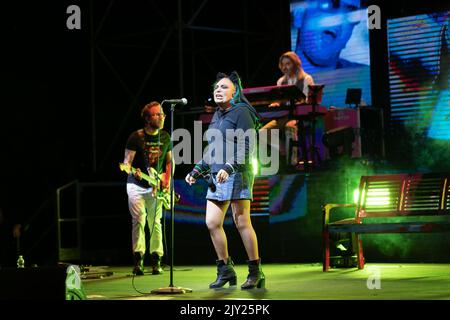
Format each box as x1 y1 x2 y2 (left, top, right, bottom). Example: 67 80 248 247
130 167 154 184
120 163 160 186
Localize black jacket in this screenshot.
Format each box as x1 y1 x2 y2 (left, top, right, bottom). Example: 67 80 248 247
192 102 260 176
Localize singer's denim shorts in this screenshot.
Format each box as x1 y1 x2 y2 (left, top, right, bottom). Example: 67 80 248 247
206 171 254 201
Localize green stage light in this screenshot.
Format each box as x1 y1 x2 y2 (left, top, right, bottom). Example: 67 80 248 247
353 189 359 204
252 158 259 175
366 188 391 206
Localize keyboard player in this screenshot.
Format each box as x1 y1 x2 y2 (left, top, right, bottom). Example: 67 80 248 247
260 51 314 169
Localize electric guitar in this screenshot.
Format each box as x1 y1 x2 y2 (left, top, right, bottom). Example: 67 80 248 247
119 163 179 210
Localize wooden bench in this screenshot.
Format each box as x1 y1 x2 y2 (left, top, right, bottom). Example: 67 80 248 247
322 172 450 272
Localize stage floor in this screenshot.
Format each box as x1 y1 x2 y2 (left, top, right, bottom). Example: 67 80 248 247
82 263 450 300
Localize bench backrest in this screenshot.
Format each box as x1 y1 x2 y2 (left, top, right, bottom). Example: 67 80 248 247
356 173 450 220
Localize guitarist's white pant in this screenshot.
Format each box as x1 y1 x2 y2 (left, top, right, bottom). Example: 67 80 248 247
127 183 164 257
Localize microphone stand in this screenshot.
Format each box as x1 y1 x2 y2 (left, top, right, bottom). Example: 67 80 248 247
151 101 192 294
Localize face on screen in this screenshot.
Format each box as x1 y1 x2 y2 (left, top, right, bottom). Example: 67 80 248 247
297 0 361 67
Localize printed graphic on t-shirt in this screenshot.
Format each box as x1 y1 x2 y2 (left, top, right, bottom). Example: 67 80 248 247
145 141 164 168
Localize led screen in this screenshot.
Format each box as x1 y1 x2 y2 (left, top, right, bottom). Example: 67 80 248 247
387 11 449 140
290 0 371 107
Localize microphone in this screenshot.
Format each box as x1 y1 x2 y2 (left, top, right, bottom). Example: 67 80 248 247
163 98 188 105
204 174 216 192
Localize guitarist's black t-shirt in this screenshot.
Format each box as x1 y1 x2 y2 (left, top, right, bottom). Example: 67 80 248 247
125 129 171 188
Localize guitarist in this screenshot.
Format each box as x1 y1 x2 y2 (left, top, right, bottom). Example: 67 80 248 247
122 101 172 276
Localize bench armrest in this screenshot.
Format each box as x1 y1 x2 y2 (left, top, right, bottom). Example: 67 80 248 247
322 203 356 227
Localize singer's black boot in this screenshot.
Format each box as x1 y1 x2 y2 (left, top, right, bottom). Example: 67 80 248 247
151 252 163 275
209 257 237 289
132 252 144 276
241 259 265 289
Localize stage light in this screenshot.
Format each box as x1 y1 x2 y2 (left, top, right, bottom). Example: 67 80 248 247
353 188 391 206
353 189 359 204
252 157 259 175
366 188 391 206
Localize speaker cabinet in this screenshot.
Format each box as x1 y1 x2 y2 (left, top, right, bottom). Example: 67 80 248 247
324 107 384 159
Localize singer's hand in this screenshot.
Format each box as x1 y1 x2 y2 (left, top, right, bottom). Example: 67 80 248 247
185 174 196 185
216 169 229 183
